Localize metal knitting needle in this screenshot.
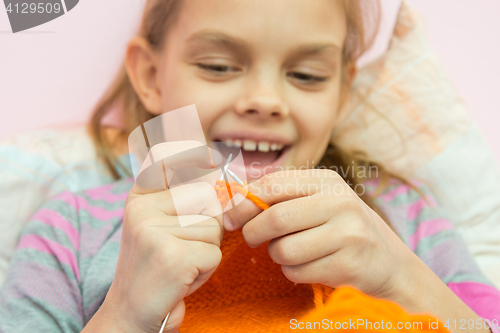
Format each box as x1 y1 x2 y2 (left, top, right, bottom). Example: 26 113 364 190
219 154 233 181
159 154 233 333
159 312 170 333
226 169 245 186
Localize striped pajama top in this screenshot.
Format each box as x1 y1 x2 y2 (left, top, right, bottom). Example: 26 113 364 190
0 176 500 332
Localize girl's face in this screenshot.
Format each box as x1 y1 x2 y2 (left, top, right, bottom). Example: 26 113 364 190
135 0 349 181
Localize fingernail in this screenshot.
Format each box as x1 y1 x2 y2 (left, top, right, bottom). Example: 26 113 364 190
223 213 234 231
211 149 222 166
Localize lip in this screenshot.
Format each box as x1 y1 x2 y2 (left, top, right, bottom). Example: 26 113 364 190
211 130 294 146
227 145 292 181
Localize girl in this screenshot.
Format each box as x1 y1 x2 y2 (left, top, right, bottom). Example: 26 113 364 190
1 0 500 332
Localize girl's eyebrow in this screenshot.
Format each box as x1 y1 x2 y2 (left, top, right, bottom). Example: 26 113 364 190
284 43 341 70
184 29 340 59
289 43 341 58
184 29 250 56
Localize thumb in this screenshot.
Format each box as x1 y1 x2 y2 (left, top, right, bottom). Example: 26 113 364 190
134 143 222 192
159 300 185 333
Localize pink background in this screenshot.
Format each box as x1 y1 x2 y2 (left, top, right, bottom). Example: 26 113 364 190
406 0 500 163
0 0 499 161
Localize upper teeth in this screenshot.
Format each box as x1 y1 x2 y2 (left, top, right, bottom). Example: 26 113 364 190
222 139 283 152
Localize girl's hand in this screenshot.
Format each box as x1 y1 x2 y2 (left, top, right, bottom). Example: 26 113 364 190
96 143 225 333
225 169 412 302
224 169 492 333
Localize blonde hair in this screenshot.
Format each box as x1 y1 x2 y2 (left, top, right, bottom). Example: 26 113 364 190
88 0 421 228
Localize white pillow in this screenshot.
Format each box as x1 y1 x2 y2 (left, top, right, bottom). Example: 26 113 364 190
333 2 500 287
0 126 121 286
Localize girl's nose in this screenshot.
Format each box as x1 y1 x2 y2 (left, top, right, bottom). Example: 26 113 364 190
234 81 290 120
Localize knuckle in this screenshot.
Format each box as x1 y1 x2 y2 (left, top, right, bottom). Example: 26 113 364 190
315 168 340 180
338 228 366 252
326 169 341 179
343 255 364 280
210 245 223 264
180 218 223 246
203 218 224 246
198 181 217 194
281 265 301 283
270 238 296 265
129 218 157 246
328 255 357 281
182 244 222 284
345 255 364 275
341 197 360 212
178 261 199 286
159 235 184 269
345 219 372 244
267 206 289 234
242 223 257 246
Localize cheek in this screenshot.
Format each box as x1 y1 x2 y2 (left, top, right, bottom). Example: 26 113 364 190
158 62 236 135
287 85 341 166
158 64 208 112
290 90 340 141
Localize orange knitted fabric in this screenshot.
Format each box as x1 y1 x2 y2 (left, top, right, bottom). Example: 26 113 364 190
178 181 449 332
295 286 450 333
214 180 329 305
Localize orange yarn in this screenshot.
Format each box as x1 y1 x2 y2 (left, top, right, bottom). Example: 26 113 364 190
214 180 270 210
298 286 450 333
214 180 329 308
177 181 450 332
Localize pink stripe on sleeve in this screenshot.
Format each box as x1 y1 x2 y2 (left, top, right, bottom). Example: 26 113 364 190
85 185 128 203
17 235 81 282
408 218 454 251
407 195 438 221
448 282 500 322
56 192 124 221
32 208 79 250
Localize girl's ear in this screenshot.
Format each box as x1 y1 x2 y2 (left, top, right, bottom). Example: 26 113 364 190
125 37 163 115
339 61 357 108
344 60 357 85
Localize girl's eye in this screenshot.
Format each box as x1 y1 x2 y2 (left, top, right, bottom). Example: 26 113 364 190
197 63 238 74
287 72 328 84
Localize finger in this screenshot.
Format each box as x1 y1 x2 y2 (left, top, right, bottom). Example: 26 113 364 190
155 238 222 304
225 169 347 230
242 194 335 248
182 240 222 295
128 182 222 222
278 244 374 289
280 252 342 285
185 265 217 298
161 300 185 333
278 219 377 287
149 141 222 170
154 216 224 247
135 143 222 191
267 220 342 266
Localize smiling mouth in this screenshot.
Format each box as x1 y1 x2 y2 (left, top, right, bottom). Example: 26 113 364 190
214 138 290 167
